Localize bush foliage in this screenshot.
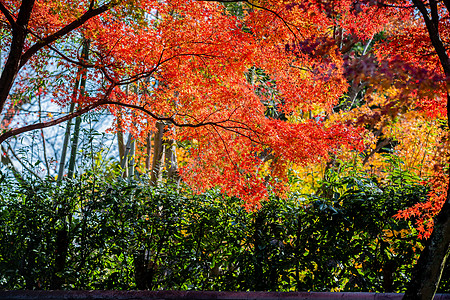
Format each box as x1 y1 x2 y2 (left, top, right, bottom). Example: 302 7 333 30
3 156 449 292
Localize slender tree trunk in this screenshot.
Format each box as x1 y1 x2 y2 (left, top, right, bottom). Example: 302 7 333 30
57 103 75 182
37 93 51 178
128 138 135 180
145 131 153 171
164 126 178 182
120 134 133 178
66 40 90 179
117 112 125 164
67 115 82 178
150 122 165 186
57 74 82 183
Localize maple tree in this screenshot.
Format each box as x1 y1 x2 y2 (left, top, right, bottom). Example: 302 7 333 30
0 0 371 205
338 0 450 298
1 0 450 298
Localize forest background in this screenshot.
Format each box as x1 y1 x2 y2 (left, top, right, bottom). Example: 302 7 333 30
1 0 450 299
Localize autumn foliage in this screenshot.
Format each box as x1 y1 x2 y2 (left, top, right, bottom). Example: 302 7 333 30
394 166 447 239
0 0 380 205
0 0 449 222
5 0 450 297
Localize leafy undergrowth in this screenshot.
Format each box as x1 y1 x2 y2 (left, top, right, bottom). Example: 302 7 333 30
2 161 449 292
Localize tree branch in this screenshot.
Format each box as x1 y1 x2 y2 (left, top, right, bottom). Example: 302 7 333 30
105 100 264 143
0 98 107 145
200 0 301 40
0 1 16 29
19 2 118 68
412 0 450 75
430 0 440 32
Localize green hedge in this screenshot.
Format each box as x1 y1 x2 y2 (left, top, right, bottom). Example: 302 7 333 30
0 169 445 292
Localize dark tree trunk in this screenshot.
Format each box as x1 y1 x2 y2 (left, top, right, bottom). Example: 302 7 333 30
383 260 396 293
403 190 450 300
50 229 69 289
150 122 165 186
402 1 450 299
0 0 35 114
